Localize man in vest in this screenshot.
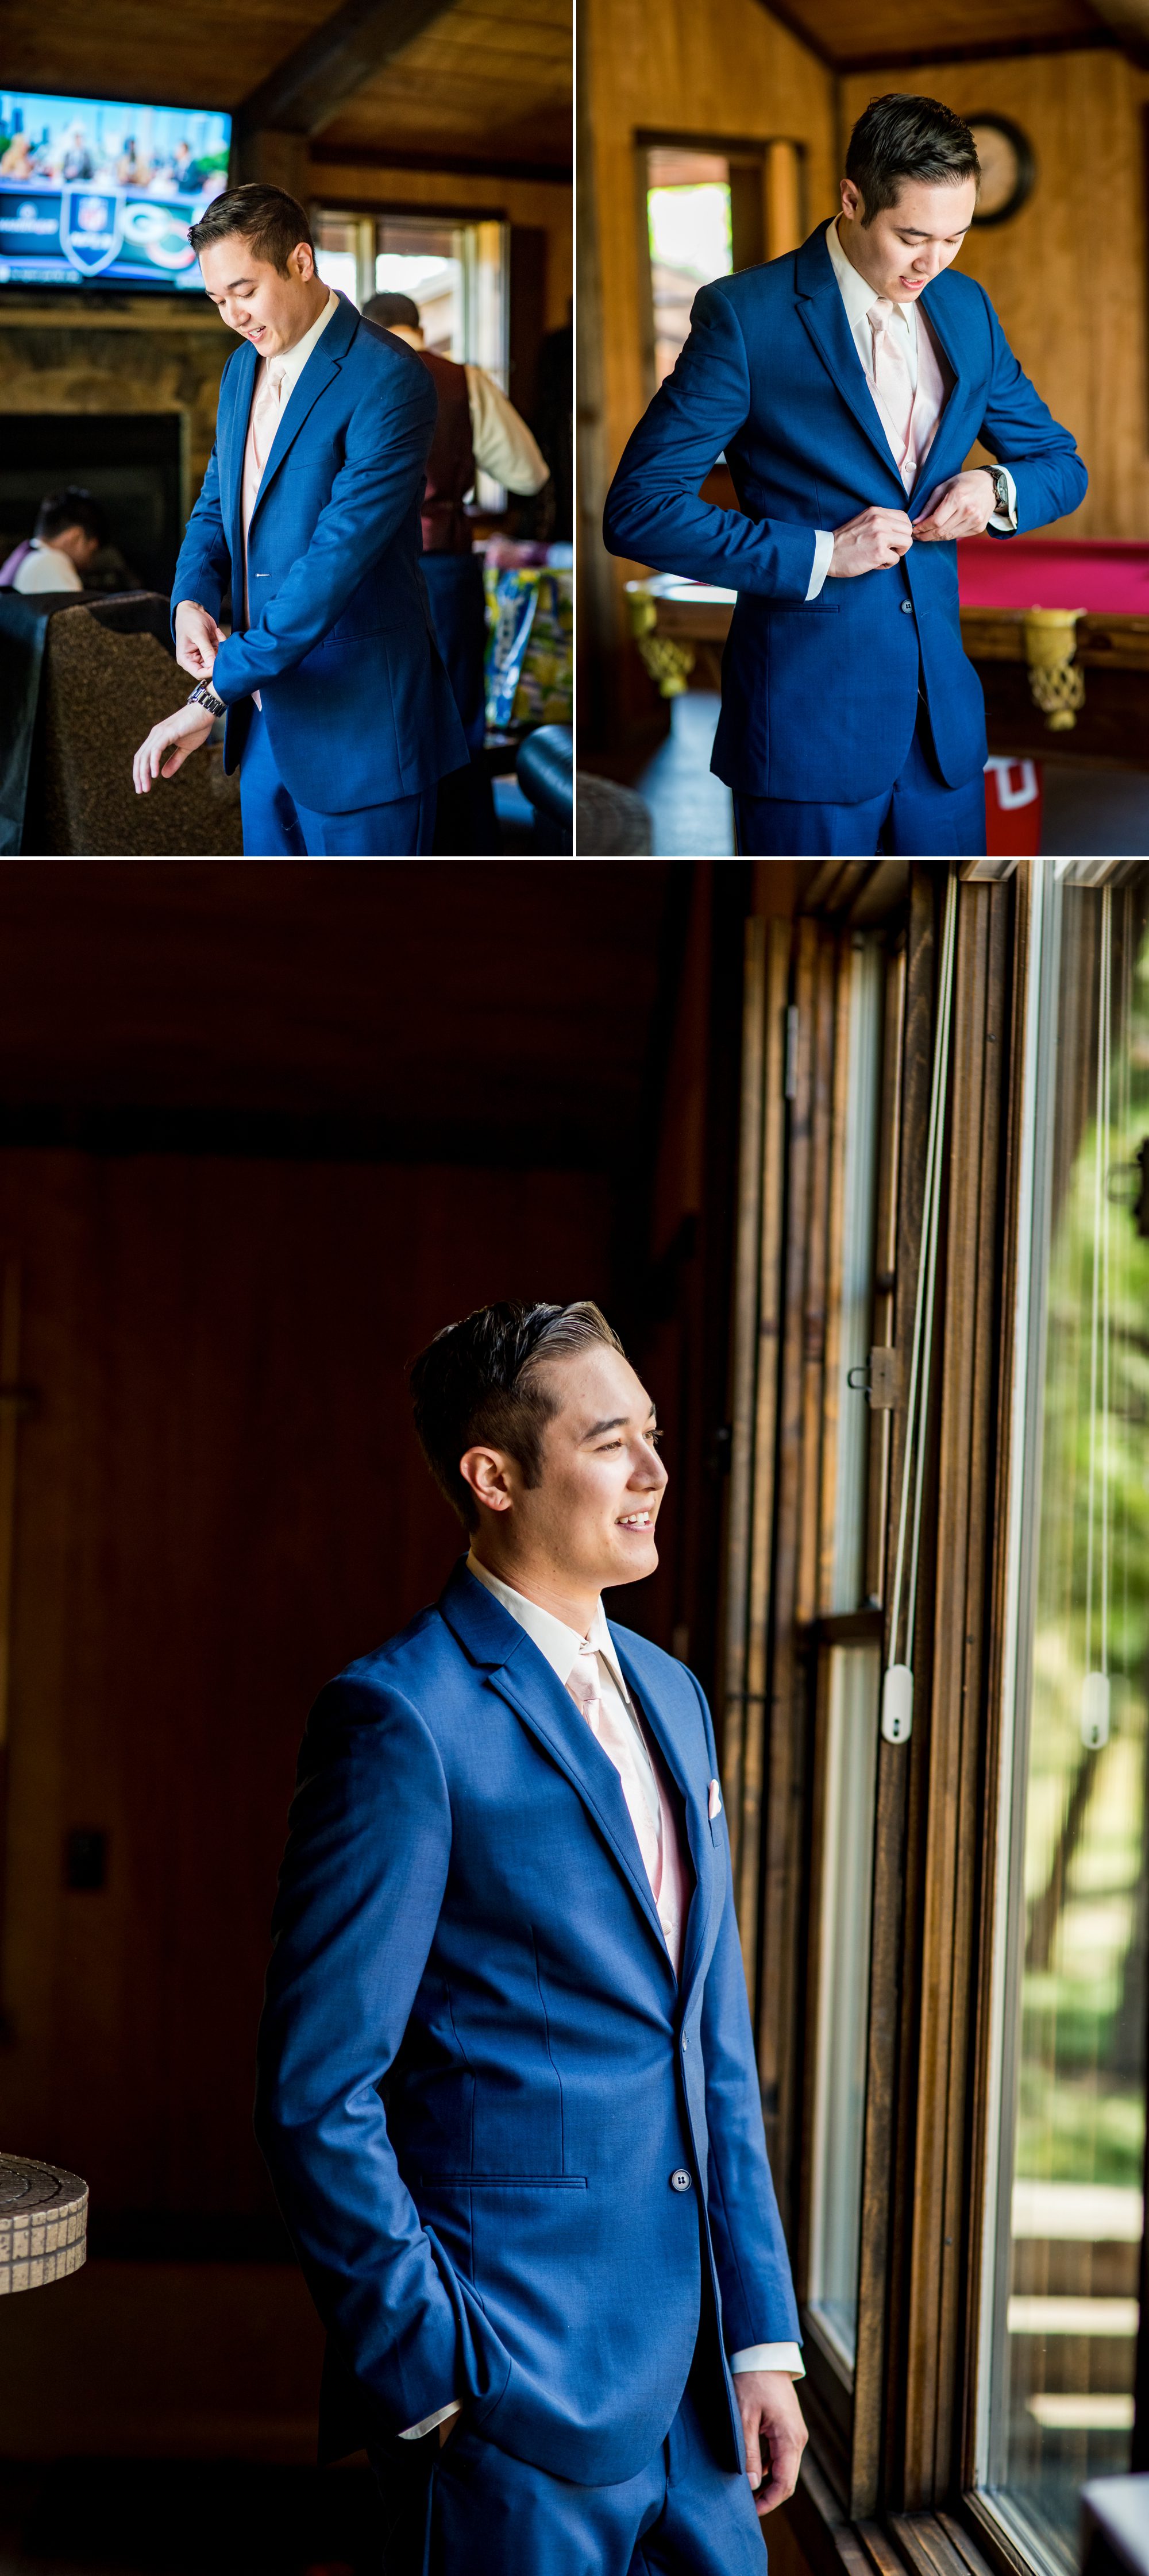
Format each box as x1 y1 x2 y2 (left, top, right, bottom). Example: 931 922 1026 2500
604 95 1087 859
363 290 549 850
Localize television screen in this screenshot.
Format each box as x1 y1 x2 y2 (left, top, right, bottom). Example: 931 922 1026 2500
0 90 231 291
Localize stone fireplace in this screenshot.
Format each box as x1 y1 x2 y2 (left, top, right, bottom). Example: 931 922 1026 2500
0 293 230 597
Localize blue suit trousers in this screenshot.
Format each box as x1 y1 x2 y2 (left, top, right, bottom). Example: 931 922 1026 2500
238 702 435 855
734 710 987 857
373 2376 766 2576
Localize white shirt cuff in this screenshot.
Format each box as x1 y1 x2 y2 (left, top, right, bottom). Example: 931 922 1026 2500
988 465 1019 532
730 2342 805 2378
806 530 835 600
398 2397 462 2441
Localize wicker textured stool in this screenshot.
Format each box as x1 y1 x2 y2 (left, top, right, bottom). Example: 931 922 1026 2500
0 2153 87 2294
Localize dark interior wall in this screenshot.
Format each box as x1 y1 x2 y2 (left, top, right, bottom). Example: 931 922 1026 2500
0 1148 612 2224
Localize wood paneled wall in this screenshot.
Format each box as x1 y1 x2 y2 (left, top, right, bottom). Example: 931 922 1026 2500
579 0 838 721
840 51 1149 540
1 1152 611 2220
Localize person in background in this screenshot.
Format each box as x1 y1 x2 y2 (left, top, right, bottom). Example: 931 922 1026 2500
1 489 106 594
363 288 550 851
534 308 573 540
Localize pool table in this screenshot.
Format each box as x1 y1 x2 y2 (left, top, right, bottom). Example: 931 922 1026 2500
626 535 1149 766
958 536 1149 764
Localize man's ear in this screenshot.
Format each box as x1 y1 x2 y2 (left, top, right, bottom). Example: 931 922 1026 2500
458 1445 515 1516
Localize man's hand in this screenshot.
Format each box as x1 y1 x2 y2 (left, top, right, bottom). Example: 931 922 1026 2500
175 598 223 679
132 702 214 795
913 469 997 542
736 2369 808 2520
829 505 913 578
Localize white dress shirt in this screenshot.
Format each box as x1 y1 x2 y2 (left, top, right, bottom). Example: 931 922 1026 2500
13 540 83 595
805 216 1017 600
395 1557 803 2433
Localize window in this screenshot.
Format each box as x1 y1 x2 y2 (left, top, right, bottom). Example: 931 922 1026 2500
638 138 769 392
980 863 1149 2575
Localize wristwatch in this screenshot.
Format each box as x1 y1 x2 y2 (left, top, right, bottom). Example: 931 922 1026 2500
187 678 226 719
984 465 1012 520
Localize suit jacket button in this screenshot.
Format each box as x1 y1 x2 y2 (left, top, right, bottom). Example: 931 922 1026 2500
900 598 914 613
670 2168 693 2192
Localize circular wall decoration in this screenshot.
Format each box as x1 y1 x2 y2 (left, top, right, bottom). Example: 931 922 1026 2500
968 115 1036 226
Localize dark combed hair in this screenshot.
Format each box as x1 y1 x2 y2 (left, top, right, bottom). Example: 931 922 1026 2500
35 486 106 546
410 1299 626 1530
362 290 421 331
188 182 315 275
846 94 980 223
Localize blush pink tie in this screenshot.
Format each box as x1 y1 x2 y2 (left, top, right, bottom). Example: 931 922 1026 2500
565 1644 664 1895
250 358 287 477
867 298 916 479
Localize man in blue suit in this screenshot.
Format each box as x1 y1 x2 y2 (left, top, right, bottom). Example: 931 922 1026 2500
604 96 1087 858
255 1298 807 2574
130 184 466 855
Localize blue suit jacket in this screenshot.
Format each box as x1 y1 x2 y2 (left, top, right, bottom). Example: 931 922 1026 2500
170 294 466 812
603 226 1088 804
255 1562 800 2486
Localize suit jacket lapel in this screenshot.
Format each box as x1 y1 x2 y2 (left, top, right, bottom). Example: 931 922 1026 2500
438 1567 676 1976
248 295 357 536
913 277 973 499
610 1632 716 1998
226 341 257 620
793 224 906 493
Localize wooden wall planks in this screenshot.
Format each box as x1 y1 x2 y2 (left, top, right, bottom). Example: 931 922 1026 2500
840 51 1149 541
0 1152 611 2218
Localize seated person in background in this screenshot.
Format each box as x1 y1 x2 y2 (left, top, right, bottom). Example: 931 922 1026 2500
363 289 550 852
1 488 107 594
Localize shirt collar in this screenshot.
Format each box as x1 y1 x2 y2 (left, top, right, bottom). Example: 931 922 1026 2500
825 216 916 342
466 1554 626 1697
269 287 340 396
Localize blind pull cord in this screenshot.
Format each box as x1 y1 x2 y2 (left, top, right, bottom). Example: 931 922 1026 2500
1082 885 1113 1751
882 870 959 1747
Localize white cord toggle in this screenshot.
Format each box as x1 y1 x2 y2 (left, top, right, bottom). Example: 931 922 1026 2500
881 1663 913 1745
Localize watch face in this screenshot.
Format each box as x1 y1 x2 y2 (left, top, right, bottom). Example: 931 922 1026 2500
969 117 1036 226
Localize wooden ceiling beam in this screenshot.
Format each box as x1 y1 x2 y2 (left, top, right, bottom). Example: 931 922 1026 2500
237 0 456 140
1081 0 1149 61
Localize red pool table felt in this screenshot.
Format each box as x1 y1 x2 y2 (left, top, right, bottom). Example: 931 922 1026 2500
957 535 1149 616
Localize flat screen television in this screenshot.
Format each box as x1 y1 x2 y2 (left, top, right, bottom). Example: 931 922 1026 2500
0 90 232 291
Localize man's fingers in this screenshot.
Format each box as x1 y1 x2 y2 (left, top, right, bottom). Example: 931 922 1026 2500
738 2398 764 2490
160 747 188 779
756 2440 804 2515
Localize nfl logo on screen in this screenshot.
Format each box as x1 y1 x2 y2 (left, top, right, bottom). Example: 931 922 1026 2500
60 188 124 277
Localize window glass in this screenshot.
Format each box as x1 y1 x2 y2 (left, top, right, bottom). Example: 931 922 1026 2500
375 221 464 358
314 214 360 306
808 1640 881 2371
984 864 1149 2575
646 147 732 386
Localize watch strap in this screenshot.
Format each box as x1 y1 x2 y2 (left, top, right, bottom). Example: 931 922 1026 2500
187 679 225 719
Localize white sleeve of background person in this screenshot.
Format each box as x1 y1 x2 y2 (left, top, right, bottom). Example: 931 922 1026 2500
465 365 550 495
13 544 83 594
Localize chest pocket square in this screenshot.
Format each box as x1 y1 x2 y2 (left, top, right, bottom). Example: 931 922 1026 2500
708 1778 722 1821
